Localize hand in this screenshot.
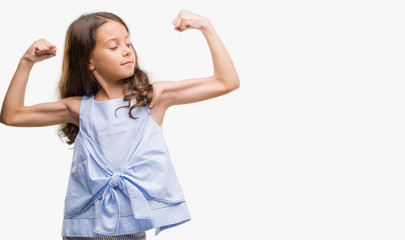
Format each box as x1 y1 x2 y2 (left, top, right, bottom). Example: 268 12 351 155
22 39 57 64
172 9 211 32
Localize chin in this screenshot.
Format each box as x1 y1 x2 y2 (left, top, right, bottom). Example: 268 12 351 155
127 72 135 78
122 70 135 78
121 73 135 81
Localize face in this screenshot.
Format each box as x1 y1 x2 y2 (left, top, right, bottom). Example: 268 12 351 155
89 20 135 83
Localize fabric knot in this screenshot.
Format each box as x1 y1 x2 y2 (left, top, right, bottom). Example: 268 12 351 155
109 172 122 188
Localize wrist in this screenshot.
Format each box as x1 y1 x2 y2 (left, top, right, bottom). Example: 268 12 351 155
19 57 35 68
200 19 214 33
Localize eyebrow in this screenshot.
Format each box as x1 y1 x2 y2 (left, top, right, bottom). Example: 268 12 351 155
103 35 130 45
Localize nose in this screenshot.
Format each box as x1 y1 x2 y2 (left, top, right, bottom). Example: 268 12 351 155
122 45 132 56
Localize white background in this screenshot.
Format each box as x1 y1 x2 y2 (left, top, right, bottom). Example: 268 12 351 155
0 0 404 240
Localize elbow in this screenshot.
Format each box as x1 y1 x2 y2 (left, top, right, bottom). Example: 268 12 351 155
214 75 240 93
225 78 240 92
0 111 6 125
0 110 19 126
0 114 13 126
0 116 10 126
1 106 25 126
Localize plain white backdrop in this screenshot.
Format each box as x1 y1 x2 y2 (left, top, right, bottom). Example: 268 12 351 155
0 0 404 239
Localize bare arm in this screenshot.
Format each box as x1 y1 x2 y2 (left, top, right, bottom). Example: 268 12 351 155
150 10 240 109
0 39 78 127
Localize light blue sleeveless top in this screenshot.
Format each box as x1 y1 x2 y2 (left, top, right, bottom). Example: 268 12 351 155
61 94 191 237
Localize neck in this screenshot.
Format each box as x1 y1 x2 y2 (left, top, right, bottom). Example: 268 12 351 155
94 79 127 101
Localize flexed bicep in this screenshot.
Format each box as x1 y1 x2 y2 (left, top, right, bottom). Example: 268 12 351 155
1 96 80 127
158 76 235 108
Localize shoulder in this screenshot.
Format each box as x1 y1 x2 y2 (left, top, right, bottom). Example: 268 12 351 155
150 81 167 108
61 96 83 127
62 96 82 111
149 82 169 126
151 81 166 94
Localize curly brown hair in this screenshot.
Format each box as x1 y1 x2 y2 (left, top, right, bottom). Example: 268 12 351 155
57 12 154 145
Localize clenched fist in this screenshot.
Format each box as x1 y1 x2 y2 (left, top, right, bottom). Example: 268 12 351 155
22 39 57 64
172 9 211 32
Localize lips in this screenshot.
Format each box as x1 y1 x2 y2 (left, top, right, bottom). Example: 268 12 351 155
121 61 133 66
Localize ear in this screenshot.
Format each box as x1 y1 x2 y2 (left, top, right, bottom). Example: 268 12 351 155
89 59 95 71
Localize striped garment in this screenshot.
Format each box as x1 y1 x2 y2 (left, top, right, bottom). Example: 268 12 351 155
62 232 146 240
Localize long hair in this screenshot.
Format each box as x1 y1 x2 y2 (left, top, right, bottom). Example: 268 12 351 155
57 12 154 145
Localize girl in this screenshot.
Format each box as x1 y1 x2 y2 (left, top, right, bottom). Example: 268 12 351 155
0 9 239 240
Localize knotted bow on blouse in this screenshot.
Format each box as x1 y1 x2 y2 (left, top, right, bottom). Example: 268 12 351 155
94 171 154 234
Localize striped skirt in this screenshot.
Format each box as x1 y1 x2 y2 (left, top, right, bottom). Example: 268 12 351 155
62 232 146 240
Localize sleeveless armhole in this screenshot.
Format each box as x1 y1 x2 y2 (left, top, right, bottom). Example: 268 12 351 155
78 95 90 136
143 97 151 115
143 97 164 129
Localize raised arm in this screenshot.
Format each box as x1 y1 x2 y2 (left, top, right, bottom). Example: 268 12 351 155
151 10 240 109
0 39 79 127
